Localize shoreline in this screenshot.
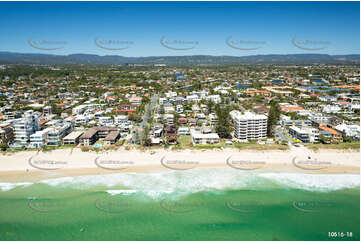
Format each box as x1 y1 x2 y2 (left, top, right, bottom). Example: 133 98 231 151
0 147 359 183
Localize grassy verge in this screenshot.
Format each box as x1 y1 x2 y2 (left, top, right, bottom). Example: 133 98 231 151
305 142 360 151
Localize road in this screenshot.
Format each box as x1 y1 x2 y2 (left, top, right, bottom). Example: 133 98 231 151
132 94 158 144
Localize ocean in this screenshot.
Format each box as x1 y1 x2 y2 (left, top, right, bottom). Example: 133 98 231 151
0 168 359 241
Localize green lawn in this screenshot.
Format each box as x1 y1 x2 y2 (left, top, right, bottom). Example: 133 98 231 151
305 141 360 151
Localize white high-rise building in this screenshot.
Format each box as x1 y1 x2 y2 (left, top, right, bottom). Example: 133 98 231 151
234 111 268 141
13 110 40 144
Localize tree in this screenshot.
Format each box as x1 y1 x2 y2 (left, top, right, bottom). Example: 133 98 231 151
215 104 232 138
0 143 8 151
267 101 281 137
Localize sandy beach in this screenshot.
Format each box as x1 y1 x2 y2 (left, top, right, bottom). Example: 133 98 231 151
0 146 359 182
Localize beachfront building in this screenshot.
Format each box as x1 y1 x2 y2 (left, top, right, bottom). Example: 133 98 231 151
13 110 40 144
289 126 319 143
104 130 120 146
46 122 73 146
79 128 98 146
318 125 343 143
233 111 267 141
178 127 190 136
190 128 219 145
63 131 84 145
0 124 14 144
335 124 360 140
29 128 52 148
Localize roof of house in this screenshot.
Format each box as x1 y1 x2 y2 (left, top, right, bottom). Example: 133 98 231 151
63 131 84 140
80 128 98 139
319 125 340 135
104 130 120 141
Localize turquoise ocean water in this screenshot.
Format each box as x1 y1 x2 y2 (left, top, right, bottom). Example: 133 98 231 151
0 168 359 241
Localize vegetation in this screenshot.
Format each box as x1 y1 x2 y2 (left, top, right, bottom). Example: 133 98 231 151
267 101 281 137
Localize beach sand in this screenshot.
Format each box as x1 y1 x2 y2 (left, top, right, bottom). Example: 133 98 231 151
0 146 359 182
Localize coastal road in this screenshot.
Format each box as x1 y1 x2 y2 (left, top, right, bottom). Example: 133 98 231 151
132 94 158 144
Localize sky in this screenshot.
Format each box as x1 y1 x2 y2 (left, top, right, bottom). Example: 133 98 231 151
0 1 359 56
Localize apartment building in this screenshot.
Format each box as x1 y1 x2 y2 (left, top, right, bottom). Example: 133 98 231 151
289 126 319 143
233 111 268 141
63 131 84 145
30 128 52 148
0 124 14 144
104 131 120 146
13 110 40 144
46 122 73 146
178 127 190 136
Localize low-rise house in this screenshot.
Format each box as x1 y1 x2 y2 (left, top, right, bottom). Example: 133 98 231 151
164 105 175 113
75 115 89 125
99 116 113 126
245 90 272 97
163 114 174 125
188 118 197 127
190 128 219 145
205 95 221 104
178 127 190 136
116 105 137 114
319 125 343 143
165 125 177 144
176 105 183 113
178 117 187 125
209 113 218 125
335 124 360 140
129 95 142 106
322 105 341 114
328 116 344 127
114 115 128 125
152 125 163 137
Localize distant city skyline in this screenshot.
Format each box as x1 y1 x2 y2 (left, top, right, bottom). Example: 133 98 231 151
0 1 359 56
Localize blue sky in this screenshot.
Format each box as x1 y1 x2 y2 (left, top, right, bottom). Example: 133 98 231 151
0 1 359 56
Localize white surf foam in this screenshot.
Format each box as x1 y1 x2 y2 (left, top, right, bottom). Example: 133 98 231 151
106 190 137 195
1 168 359 197
0 182 33 191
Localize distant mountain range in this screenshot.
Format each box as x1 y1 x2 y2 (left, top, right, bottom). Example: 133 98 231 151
0 52 359 65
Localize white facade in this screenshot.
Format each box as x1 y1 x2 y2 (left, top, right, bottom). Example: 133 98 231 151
335 124 360 140
233 112 267 141
30 128 51 148
114 115 128 125
13 110 40 144
322 105 341 114
205 95 221 104
289 126 319 143
99 116 113 126
178 127 190 136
